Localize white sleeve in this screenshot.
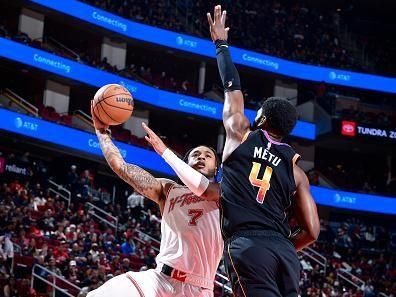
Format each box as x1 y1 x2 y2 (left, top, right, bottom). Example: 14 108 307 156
162 149 209 196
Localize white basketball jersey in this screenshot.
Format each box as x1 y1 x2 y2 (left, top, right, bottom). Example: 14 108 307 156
156 184 223 283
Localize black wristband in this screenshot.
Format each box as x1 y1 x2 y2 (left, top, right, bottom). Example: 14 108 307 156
215 39 228 49
214 40 241 92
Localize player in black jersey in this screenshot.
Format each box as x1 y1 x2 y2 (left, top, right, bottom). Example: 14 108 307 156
143 5 320 297
203 5 319 297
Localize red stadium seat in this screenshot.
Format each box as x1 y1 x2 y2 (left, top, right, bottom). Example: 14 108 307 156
60 114 73 126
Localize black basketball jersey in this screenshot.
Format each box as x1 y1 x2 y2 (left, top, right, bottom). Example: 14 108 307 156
220 129 299 240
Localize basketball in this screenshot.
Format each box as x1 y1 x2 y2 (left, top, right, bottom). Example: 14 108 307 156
92 84 134 125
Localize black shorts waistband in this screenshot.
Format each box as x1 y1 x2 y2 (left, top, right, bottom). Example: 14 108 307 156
227 229 286 240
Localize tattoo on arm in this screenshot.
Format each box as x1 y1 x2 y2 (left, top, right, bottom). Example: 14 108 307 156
96 131 163 202
119 163 162 197
96 131 123 169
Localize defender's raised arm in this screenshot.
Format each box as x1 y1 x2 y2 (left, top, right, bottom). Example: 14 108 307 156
208 5 250 161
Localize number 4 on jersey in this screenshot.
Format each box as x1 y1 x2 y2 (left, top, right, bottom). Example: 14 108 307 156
249 162 273 204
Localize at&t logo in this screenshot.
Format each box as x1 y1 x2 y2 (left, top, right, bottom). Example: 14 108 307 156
14 117 39 131
15 117 23 128
329 71 351 81
176 36 184 45
175 36 197 48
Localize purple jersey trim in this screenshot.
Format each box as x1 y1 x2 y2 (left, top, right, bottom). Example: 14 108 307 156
262 130 290 147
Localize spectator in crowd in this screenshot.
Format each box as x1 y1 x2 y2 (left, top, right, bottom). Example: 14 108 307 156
79 169 94 198
53 240 69 262
79 0 376 73
32 190 46 211
0 151 394 296
126 190 144 218
0 23 10 38
3 276 18 297
89 242 100 262
48 257 62 276
67 165 79 188
120 236 135 255
13 30 31 44
0 234 14 271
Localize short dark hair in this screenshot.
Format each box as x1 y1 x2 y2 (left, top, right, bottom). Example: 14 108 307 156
177 145 220 184
183 145 219 168
258 97 297 138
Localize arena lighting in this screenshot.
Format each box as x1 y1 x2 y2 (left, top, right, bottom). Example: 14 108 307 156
0 108 395 215
0 37 316 140
29 0 396 94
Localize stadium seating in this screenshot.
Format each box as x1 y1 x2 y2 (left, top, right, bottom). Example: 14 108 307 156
0 152 394 296
80 0 396 75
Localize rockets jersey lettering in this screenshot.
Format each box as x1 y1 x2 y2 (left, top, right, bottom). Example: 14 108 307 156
156 184 223 283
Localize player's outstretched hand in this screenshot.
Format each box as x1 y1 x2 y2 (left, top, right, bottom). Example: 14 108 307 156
207 5 229 42
90 100 109 132
142 122 168 156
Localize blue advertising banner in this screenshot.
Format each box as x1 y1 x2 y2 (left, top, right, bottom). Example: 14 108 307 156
311 186 396 215
0 108 174 175
0 37 316 140
0 108 394 215
29 0 396 94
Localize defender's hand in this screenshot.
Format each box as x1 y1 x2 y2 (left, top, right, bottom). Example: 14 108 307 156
91 100 109 132
207 5 230 42
142 122 168 155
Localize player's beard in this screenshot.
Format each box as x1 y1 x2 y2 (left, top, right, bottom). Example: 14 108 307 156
201 167 216 180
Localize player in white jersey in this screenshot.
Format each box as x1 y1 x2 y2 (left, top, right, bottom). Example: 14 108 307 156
87 105 223 297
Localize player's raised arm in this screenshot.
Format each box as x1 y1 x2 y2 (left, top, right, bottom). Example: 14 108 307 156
290 165 320 251
91 102 171 205
142 123 220 201
208 5 250 161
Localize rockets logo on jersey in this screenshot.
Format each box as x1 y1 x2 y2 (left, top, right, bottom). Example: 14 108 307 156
168 192 205 213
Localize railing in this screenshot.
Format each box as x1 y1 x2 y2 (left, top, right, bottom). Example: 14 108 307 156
172 0 194 34
379 292 390 297
72 109 95 132
140 210 162 224
338 24 372 72
133 235 159 252
310 169 338 189
73 109 92 122
31 264 81 297
9 242 21 273
215 272 233 294
89 187 112 204
86 202 118 234
300 246 328 275
1 88 39 116
336 268 365 290
48 179 71 208
135 229 161 248
46 36 81 61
